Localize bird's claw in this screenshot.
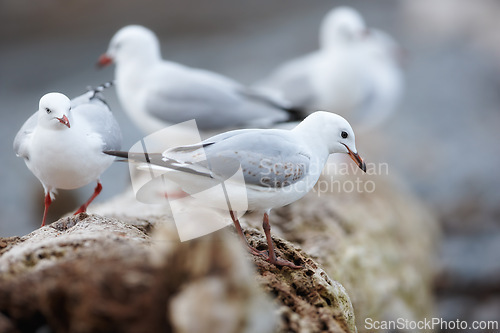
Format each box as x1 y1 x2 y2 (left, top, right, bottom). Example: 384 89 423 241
246 244 302 269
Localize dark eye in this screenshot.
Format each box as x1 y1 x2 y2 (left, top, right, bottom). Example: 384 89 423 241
45 108 51 114
341 131 348 139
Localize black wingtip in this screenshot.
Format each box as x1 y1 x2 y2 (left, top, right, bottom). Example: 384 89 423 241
86 81 115 103
104 150 129 159
284 106 308 122
87 80 114 94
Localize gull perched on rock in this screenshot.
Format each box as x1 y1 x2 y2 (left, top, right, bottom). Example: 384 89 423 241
14 88 122 227
105 111 366 268
97 25 303 135
257 6 403 128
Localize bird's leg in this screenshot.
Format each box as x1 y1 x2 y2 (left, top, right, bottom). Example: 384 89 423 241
229 211 266 257
262 211 302 269
41 193 52 227
74 181 102 215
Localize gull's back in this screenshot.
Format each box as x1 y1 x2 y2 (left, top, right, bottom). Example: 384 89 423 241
71 91 122 152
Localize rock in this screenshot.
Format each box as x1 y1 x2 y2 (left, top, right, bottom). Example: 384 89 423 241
0 214 160 333
0 212 355 333
244 229 355 333
244 172 439 329
0 171 438 333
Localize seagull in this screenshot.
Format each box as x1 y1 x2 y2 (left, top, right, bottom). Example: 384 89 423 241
105 111 366 268
97 25 303 135
256 6 403 128
14 87 122 227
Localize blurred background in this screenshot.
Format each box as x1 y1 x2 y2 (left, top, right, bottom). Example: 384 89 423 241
1 0 499 328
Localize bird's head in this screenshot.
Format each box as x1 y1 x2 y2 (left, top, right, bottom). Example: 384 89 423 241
300 111 366 172
38 93 71 129
320 6 368 48
97 25 161 68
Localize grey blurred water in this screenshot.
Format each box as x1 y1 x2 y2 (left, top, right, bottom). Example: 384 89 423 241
2 0 500 325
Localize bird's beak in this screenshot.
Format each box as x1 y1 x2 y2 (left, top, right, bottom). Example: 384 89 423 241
97 54 113 68
56 115 70 128
343 144 366 172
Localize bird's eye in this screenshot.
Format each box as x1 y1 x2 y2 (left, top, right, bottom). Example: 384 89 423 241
45 108 51 114
341 131 348 139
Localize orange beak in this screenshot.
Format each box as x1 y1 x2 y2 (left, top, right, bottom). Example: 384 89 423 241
342 144 366 172
97 54 113 68
56 115 70 128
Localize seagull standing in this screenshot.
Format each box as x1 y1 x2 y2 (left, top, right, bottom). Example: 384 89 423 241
97 25 302 135
106 111 366 268
257 7 403 128
14 89 122 227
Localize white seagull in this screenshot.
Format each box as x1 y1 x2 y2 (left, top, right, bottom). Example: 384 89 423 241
105 111 366 268
97 25 302 135
257 6 403 128
14 89 122 227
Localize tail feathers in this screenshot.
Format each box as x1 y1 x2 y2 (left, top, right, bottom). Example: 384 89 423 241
104 150 129 160
104 150 163 164
86 81 115 105
282 106 309 122
87 80 114 95
104 150 212 178
241 88 309 122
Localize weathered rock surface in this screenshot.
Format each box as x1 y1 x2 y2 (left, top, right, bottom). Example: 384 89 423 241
245 172 439 329
0 213 356 332
0 172 437 333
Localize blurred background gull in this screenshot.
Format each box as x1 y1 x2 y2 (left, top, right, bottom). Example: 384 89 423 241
255 6 404 130
1 0 500 327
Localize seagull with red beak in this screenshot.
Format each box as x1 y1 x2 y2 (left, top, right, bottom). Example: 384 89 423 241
97 25 304 136
14 90 122 227
256 6 403 129
105 111 365 269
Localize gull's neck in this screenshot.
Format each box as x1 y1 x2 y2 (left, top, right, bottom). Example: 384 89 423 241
114 48 161 97
116 45 162 73
292 119 330 160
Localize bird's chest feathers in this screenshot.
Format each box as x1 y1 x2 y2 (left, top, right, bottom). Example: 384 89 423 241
29 127 103 171
116 63 149 99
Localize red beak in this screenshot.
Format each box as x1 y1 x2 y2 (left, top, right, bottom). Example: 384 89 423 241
342 143 366 172
97 54 113 68
56 115 70 128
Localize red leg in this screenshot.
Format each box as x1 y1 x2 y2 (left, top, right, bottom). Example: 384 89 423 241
41 193 52 227
229 211 266 257
74 181 102 215
262 212 302 269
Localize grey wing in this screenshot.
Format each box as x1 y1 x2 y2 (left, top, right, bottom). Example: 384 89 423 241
163 128 259 164
145 67 289 130
71 92 122 151
165 130 311 188
13 112 37 158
